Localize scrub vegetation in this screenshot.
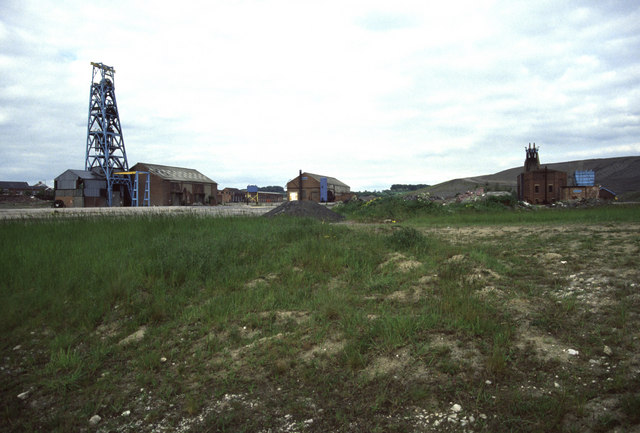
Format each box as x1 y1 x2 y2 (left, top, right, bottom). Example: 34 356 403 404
335 194 638 225
1 204 639 432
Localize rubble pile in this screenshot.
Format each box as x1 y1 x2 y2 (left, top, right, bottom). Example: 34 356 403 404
263 201 345 222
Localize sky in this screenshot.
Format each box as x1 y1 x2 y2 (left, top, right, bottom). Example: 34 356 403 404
1 1 639 191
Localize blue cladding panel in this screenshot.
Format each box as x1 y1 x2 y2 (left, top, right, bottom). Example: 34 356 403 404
247 185 259 193
575 171 595 186
320 177 328 202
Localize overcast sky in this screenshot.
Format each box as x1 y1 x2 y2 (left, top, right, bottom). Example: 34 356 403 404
1 1 639 191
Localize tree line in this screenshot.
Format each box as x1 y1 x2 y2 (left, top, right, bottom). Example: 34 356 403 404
389 184 430 191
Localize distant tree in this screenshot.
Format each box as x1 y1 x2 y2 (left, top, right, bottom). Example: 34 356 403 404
352 189 396 198
259 186 285 193
390 184 429 191
35 189 54 200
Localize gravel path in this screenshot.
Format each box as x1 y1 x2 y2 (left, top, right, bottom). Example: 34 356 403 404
0 204 275 220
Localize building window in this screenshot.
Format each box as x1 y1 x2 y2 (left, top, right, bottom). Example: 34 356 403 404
534 184 539 193
548 184 553 193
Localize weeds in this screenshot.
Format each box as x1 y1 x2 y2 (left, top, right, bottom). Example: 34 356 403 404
386 225 431 255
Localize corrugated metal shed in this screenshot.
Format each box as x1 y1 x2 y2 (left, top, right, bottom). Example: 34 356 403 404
54 169 110 207
55 169 105 190
133 163 217 184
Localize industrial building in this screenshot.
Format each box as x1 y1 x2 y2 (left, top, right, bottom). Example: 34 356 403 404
561 170 617 201
517 145 618 203
54 169 116 207
245 185 285 204
54 163 218 207
562 185 600 201
517 144 567 204
561 170 598 201
256 191 285 203
286 171 352 202
0 181 50 196
246 190 285 204
0 182 30 193
220 188 245 204
220 187 285 204
129 163 218 206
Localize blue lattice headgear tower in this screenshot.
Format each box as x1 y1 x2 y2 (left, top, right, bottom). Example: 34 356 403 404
85 62 131 206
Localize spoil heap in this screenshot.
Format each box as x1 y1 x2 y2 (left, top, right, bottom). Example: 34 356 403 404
263 201 345 222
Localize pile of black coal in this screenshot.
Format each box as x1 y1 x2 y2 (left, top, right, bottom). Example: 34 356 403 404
263 201 345 222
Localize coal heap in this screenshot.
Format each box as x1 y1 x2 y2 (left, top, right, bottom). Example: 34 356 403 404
263 201 345 222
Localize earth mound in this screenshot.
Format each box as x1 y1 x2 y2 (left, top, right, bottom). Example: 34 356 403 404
263 201 345 222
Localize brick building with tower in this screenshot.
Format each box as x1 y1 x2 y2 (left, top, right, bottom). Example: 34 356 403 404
517 143 567 204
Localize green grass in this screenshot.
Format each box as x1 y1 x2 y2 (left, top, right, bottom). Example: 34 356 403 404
1 209 639 432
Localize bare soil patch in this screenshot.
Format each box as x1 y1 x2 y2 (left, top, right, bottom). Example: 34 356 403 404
419 222 640 431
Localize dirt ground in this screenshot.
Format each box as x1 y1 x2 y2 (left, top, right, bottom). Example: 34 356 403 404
420 223 640 432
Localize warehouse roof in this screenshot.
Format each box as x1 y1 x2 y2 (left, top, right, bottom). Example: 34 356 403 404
0 181 30 189
288 172 350 188
54 169 105 181
132 163 217 184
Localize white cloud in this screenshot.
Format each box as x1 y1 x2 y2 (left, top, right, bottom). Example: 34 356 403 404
561 143 640 160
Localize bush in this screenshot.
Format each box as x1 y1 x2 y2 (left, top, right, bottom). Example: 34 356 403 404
335 192 526 222
387 226 431 254
35 189 55 200
485 193 517 208
335 195 445 221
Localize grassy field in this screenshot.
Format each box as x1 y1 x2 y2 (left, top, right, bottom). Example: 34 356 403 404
1 205 639 432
